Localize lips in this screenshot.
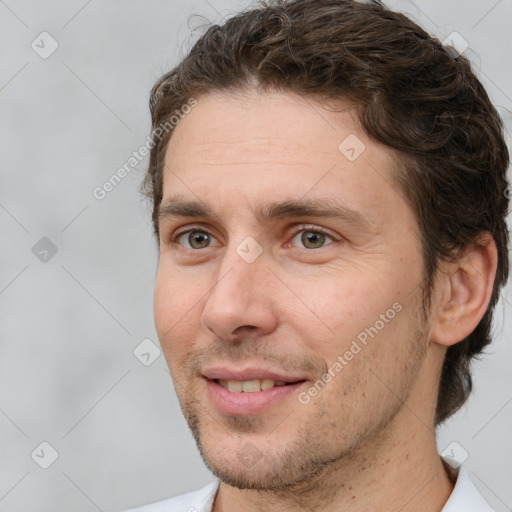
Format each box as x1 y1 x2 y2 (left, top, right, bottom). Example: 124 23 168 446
201 366 308 415
202 367 307 383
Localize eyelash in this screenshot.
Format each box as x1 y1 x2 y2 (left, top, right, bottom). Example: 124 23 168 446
170 225 337 250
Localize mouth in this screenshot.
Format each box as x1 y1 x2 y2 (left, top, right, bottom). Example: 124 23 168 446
215 378 303 392
201 367 308 415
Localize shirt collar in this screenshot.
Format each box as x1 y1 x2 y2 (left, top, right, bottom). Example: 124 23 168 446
440 461 494 511
200 461 493 511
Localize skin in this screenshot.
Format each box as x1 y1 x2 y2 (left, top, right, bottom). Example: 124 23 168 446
153 89 497 512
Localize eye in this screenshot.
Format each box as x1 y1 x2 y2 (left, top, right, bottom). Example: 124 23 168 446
290 227 335 249
173 229 220 250
170 226 336 251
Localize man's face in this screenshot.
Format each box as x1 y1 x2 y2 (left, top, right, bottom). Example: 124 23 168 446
154 90 434 490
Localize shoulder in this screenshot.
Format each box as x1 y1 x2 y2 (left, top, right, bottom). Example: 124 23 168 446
122 481 219 512
442 465 495 511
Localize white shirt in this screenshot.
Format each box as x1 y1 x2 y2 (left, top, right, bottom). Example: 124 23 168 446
123 464 494 512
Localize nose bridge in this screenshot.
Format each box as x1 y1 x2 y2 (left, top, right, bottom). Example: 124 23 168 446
215 232 267 291
216 249 255 295
201 235 276 339
209 236 264 308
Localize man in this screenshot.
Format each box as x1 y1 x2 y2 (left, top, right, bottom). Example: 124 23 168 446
125 0 509 510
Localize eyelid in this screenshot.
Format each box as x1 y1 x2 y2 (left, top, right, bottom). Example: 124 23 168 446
171 224 212 240
291 224 336 237
287 224 338 248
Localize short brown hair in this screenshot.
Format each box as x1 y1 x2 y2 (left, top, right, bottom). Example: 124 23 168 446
142 0 510 425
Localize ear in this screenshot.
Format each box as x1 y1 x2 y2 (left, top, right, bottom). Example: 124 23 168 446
430 233 498 347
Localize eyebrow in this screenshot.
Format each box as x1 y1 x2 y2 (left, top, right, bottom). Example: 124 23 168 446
158 195 374 231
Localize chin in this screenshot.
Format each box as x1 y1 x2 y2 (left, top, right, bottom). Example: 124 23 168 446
202 454 325 491
194 428 334 492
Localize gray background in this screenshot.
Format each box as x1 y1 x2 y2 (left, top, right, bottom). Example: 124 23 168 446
0 1 511 511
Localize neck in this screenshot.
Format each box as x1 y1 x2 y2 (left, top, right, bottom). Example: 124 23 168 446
212 413 454 512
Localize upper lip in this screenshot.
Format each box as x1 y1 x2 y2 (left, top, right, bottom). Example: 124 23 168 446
202 366 307 383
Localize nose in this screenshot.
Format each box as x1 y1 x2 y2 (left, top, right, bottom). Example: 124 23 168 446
201 242 278 342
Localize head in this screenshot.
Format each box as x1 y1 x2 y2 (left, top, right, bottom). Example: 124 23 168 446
143 0 509 491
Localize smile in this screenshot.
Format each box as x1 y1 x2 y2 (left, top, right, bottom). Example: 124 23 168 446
204 377 307 415
216 379 290 392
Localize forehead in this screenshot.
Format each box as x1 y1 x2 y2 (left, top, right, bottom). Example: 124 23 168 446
160 89 409 231
167 90 364 163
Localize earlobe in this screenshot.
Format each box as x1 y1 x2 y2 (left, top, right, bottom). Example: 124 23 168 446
430 233 498 348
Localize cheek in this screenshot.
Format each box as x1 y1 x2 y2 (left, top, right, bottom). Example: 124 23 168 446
290 260 418 375
153 269 201 355
154 276 175 337
292 274 395 352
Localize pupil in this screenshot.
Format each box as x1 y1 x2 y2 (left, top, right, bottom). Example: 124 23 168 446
190 232 209 248
302 231 325 248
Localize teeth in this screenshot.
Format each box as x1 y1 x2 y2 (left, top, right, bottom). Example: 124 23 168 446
217 378 285 392
261 379 276 390
226 380 243 392
242 380 261 393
